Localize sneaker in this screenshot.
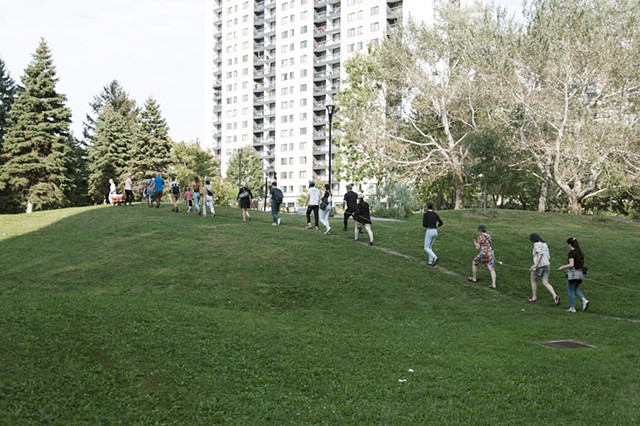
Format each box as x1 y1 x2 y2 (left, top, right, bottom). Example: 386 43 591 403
277 218 281 226
432 257 439 266
324 228 331 235
272 223 277 226
314 226 319 231
567 307 576 313
306 224 312 229
582 299 590 312
554 295 560 305
528 297 537 303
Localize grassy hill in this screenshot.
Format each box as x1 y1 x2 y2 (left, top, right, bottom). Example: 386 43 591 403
1 205 639 424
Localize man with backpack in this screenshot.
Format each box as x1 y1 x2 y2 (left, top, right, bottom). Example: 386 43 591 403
169 175 181 212
269 181 284 226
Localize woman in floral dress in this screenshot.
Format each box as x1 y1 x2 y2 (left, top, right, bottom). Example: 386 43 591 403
468 224 497 289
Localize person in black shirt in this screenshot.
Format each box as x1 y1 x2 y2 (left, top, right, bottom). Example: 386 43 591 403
353 194 374 245
342 184 358 231
422 202 443 266
558 237 589 312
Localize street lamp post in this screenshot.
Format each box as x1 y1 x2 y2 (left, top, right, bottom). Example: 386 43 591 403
325 98 335 201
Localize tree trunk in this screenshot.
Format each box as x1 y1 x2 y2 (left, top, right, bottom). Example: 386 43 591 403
452 165 465 210
568 196 582 215
537 178 548 212
26 200 33 214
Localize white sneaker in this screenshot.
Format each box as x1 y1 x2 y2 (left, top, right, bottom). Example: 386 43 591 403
277 218 281 226
582 299 590 312
272 223 277 226
567 307 576 313
324 227 331 235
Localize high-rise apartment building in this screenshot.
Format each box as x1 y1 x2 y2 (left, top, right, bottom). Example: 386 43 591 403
205 0 479 206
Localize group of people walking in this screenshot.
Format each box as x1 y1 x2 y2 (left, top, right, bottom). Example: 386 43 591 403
423 206 590 313
282 181 374 245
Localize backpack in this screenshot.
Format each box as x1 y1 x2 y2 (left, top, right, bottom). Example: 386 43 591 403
272 188 283 203
171 182 180 195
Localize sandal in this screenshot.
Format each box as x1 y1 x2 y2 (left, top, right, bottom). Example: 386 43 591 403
467 277 477 283
488 285 497 290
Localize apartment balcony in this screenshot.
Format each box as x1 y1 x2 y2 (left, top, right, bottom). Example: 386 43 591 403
313 113 328 125
313 130 327 142
314 0 328 7
387 5 402 18
255 1 265 12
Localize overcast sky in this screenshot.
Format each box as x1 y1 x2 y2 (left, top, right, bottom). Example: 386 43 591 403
0 0 523 145
0 0 205 143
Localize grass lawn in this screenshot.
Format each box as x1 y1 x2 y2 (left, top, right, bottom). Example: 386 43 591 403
1 204 639 424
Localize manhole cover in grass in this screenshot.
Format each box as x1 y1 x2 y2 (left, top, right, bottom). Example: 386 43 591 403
540 340 595 349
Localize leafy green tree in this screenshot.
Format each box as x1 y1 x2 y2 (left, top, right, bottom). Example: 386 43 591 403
171 139 219 186
225 145 264 195
503 0 640 214
338 5 515 209
0 57 17 146
0 39 75 213
87 105 135 203
369 180 416 219
131 97 173 178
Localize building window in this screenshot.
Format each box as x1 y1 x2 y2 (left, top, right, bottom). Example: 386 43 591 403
371 6 379 15
301 25 307 34
300 84 307 92
300 127 307 135
299 156 307 164
371 22 379 32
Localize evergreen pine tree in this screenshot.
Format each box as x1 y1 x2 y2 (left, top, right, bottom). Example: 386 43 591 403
87 105 135 203
0 57 17 146
83 80 138 142
131 97 173 178
0 39 74 213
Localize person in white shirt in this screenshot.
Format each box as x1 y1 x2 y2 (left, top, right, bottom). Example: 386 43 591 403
203 180 216 217
108 178 116 205
305 181 321 230
124 173 133 206
528 233 560 305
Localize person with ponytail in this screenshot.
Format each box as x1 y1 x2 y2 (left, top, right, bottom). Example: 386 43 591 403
558 237 589 313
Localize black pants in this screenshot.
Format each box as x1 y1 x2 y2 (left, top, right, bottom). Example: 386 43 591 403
344 210 355 229
125 189 134 204
306 205 319 227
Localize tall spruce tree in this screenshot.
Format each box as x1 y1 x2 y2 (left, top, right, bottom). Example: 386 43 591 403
131 97 173 178
0 39 74 213
83 80 138 142
0 57 17 146
87 105 135 203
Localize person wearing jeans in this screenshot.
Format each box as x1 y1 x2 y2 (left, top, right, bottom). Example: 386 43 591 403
558 237 589 312
422 202 443 266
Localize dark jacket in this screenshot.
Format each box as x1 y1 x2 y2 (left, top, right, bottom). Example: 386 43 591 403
354 200 371 224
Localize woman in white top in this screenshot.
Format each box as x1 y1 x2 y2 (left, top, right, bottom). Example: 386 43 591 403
319 183 332 235
108 178 116 205
528 233 560 305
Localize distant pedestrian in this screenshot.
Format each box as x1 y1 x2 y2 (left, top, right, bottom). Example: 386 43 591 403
342 184 358 231
153 172 164 208
269 181 283 226
422 202 443 266
237 182 253 221
528 233 560 305
305 181 320 230
145 176 155 207
169 175 180 212
319 183 332 235
353 194 374 245
108 178 117 205
558 237 589 313
468 224 497 289
124 173 134 206
184 189 193 212
203 180 216 217
191 176 202 214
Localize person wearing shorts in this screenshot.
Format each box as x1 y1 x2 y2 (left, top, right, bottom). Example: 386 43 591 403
528 233 559 305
